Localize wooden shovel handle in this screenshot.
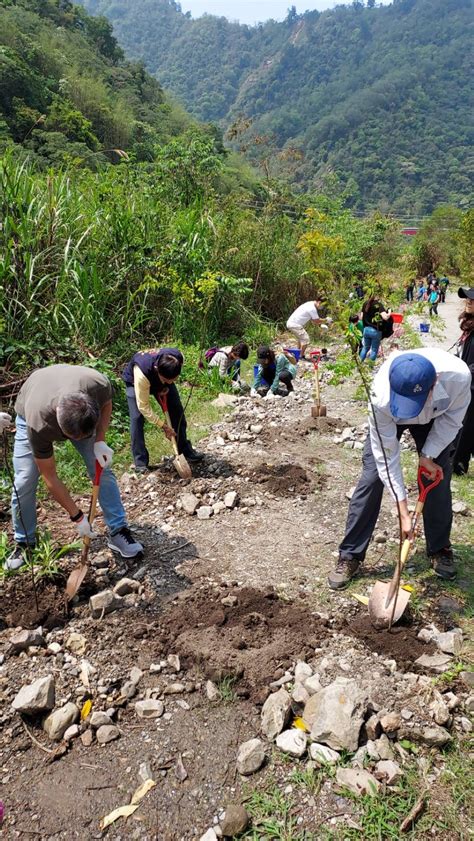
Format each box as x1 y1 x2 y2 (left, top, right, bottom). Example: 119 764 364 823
158 394 179 456
81 462 103 560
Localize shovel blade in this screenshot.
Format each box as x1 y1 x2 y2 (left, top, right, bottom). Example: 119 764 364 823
65 563 88 602
311 404 327 417
173 454 192 479
368 581 411 630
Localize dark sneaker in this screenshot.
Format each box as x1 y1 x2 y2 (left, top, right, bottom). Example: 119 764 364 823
182 447 204 463
4 543 31 571
327 556 361 590
453 462 467 476
107 528 143 559
430 547 456 580
134 466 149 475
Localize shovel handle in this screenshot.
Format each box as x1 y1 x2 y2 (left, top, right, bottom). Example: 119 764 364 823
81 461 103 560
417 465 443 502
157 394 179 456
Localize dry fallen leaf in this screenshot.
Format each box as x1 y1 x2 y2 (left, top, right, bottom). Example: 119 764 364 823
352 593 369 606
100 804 139 830
174 754 188 782
293 716 310 732
81 699 92 720
131 779 156 805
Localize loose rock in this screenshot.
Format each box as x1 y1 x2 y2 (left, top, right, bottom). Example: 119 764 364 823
180 493 200 515
135 700 164 719
261 689 291 739
224 491 238 509
8 628 45 654
66 632 87 655
206 680 220 702
113 578 140 597
309 743 340 765
303 678 366 752
415 653 452 672
219 804 249 837
236 739 265 775
89 590 122 619
435 629 463 655
96 724 120 744
90 711 113 729
375 760 402 785
380 712 401 734
336 768 380 797
275 729 307 757
12 674 55 715
197 506 213 520
43 702 79 741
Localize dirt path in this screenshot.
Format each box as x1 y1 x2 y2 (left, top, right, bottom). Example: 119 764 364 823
0 318 472 840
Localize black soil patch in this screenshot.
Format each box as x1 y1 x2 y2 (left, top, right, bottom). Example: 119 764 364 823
0 570 97 630
244 463 317 496
149 585 329 702
347 613 435 668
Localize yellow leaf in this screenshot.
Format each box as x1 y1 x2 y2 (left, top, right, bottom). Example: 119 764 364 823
131 778 156 805
401 584 415 593
352 593 369 605
80 699 92 720
100 805 139 830
293 716 310 732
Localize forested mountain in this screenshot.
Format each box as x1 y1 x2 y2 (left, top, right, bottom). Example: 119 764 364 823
0 0 232 169
78 0 473 212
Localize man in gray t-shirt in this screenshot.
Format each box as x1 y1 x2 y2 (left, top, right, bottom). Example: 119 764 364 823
6 365 143 570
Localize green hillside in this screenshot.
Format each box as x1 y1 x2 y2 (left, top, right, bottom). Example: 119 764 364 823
78 0 474 213
0 0 227 168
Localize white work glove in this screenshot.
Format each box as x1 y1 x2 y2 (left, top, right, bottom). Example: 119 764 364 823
75 515 97 539
325 316 333 324
93 441 113 468
250 388 258 398
265 390 276 400
0 412 12 432
320 323 329 330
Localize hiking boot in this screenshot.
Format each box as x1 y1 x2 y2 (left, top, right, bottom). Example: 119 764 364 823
107 527 143 559
430 547 456 580
4 543 31 571
327 556 361 590
182 447 204 463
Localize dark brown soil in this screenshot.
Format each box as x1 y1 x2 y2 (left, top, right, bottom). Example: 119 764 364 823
347 613 435 667
0 571 96 630
147 584 330 702
242 462 316 496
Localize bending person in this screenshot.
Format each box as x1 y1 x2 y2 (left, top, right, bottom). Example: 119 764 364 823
123 347 203 474
286 298 331 360
452 287 474 475
328 349 471 589
5 365 143 570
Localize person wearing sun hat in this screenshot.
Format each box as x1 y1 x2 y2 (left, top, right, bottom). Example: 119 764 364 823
328 348 471 589
452 287 474 475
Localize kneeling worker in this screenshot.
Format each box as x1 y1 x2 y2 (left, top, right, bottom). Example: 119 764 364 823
328 349 471 589
3 364 143 570
123 347 203 473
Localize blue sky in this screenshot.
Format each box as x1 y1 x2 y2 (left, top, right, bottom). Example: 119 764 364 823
181 1 390 25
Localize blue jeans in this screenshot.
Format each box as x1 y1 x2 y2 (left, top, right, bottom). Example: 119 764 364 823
11 416 127 545
360 326 382 361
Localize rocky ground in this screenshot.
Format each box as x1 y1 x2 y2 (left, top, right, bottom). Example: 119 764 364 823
0 312 473 839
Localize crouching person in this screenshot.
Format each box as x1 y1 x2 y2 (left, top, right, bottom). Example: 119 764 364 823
253 346 297 397
207 342 249 386
123 347 203 474
5 364 143 571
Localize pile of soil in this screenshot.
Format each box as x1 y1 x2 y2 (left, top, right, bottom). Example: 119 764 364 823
242 463 315 496
148 585 330 702
0 574 70 630
347 613 435 667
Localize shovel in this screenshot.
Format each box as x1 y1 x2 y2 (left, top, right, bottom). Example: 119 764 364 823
158 393 192 479
310 351 327 417
368 466 443 630
66 460 103 601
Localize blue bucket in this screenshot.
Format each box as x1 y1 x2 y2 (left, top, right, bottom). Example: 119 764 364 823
284 347 301 361
253 364 260 378
420 323 430 333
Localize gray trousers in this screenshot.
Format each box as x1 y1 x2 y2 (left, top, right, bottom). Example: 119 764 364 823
339 422 454 561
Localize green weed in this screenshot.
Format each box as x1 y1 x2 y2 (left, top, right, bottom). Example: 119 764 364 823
216 675 238 704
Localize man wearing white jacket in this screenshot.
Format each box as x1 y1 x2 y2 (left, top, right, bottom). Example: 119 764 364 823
3 365 143 570
328 349 471 589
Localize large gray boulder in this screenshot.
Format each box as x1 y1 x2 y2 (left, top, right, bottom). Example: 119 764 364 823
303 677 366 752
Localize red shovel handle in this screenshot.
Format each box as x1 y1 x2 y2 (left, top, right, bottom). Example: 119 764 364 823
309 350 321 369
417 465 442 503
158 392 168 414
94 460 103 487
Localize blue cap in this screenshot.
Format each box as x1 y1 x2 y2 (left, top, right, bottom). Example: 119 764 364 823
389 354 436 418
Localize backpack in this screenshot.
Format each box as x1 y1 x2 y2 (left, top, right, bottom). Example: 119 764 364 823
198 346 222 369
380 316 394 339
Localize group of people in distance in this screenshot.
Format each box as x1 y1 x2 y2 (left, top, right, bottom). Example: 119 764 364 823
0 288 472 591
406 272 450 314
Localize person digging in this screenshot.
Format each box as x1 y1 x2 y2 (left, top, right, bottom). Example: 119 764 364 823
328 349 471 590
3 364 143 571
122 347 204 474
286 298 332 360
